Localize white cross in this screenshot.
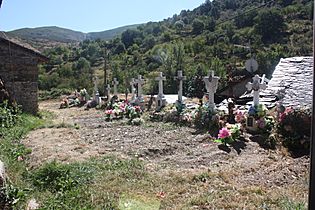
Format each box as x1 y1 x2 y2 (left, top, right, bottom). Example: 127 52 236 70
174 70 186 103
155 72 166 97
246 74 267 107
112 78 119 96
129 78 136 101
106 84 111 97
135 75 145 99
203 71 220 110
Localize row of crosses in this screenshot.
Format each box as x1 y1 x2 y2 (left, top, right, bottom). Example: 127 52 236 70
95 71 266 110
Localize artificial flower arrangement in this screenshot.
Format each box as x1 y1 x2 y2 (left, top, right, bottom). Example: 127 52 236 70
105 100 143 123
246 104 274 132
214 123 241 145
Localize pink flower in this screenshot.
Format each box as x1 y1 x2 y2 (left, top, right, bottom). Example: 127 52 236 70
218 127 231 139
235 111 245 123
134 106 141 112
105 109 113 115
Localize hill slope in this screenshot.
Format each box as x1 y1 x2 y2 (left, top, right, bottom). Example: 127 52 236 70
7 24 141 50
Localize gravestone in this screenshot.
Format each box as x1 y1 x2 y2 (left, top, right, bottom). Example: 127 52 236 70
203 70 220 111
134 75 145 105
246 74 267 107
93 79 101 105
245 74 267 131
155 72 166 111
106 84 111 101
174 70 186 105
112 78 119 97
129 78 136 103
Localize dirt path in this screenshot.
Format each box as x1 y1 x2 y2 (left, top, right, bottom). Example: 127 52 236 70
22 100 309 192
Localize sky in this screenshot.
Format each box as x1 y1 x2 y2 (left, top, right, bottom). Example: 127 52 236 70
0 0 206 33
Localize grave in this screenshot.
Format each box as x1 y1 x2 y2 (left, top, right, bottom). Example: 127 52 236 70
174 70 186 106
155 72 166 111
134 75 145 105
106 84 111 101
129 78 136 103
112 78 119 97
245 74 267 131
93 79 101 105
203 71 220 111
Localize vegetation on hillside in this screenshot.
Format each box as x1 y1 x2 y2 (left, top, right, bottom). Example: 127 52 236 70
38 0 313 97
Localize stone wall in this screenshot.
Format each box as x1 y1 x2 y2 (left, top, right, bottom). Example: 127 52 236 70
0 39 42 114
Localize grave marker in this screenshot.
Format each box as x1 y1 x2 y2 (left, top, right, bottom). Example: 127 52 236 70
203 70 220 111
135 75 145 104
112 78 119 96
245 74 267 107
129 78 136 102
174 70 186 104
155 72 166 110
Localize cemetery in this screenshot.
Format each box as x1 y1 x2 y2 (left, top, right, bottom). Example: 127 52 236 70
0 0 313 207
7 56 307 208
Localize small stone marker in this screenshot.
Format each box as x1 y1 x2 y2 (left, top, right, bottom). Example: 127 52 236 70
174 70 186 104
246 74 267 107
106 84 111 100
129 78 136 102
135 75 145 103
93 79 100 105
155 72 166 110
112 78 119 96
0 160 5 187
203 70 220 111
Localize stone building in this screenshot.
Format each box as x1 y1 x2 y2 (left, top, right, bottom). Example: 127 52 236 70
0 33 48 114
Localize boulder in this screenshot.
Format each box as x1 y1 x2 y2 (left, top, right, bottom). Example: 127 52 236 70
0 160 5 187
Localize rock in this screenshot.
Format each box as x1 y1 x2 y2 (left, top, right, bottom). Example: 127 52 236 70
26 198 40 210
0 160 5 187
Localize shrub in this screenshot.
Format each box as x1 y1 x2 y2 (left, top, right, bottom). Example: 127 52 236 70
0 101 21 130
277 107 311 151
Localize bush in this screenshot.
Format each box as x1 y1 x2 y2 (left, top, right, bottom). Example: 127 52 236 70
0 101 21 130
277 107 311 151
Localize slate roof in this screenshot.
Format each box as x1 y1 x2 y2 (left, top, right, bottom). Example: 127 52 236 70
0 31 48 61
260 57 313 108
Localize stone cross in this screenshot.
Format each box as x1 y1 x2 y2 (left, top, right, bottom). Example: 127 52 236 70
174 70 186 103
112 78 119 96
155 72 166 97
203 70 220 110
135 75 145 100
129 78 136 102
246 74 267 107
93 78 100 105
106 84 111 98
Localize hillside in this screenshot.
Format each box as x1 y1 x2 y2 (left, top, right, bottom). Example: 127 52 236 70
86 24 140 40
7 24 141 50
37 0 313 97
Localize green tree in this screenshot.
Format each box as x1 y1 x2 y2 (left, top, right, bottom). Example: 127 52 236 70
192 19 205 35
254 9 286 43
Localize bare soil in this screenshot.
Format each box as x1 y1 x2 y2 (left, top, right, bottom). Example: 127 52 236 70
22 100 310 207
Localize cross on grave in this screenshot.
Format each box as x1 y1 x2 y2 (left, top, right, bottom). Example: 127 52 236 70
155 72 167 110
174 70 186 103
129 78 136 102
246 74 267 107
93 78 100 105
203 70 220 111
112 78 119 96
156 72 166 97
134 75 145 102
106 84 111 99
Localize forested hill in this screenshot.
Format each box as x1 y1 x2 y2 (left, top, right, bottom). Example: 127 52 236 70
7 24 140 50
38 0 313 97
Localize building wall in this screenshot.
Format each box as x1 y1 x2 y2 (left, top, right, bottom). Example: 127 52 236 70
219 77 252 98
0 41 40 114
